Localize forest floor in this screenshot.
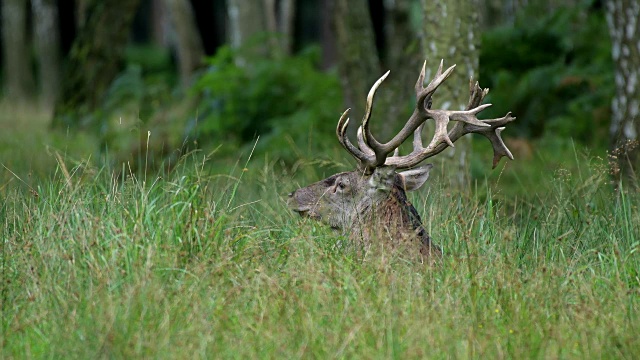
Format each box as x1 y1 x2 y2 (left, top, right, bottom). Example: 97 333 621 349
1 103 639 358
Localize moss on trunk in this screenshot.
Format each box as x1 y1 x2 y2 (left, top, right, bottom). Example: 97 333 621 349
52 0 142 129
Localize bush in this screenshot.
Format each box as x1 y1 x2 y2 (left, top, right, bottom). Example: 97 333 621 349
191 46 343 162
480 2 614 146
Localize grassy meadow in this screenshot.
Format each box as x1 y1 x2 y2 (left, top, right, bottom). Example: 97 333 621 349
1 105 639 358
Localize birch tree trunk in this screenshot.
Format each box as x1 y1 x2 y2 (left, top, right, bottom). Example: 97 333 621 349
605 0 640 187
163 0 205 88
420 0 481 187
1 0 34 103
32 0 62 108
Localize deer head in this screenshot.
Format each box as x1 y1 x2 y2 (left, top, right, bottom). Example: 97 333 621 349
288 60 516 256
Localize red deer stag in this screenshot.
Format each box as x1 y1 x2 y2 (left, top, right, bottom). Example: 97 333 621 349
288 60 515 257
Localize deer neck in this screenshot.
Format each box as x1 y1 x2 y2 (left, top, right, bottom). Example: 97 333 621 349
351 186 425 238
387 185 443 254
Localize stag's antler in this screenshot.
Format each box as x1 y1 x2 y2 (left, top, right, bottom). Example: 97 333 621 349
336 60 516 174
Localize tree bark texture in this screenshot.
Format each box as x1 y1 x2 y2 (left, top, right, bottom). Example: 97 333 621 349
320 0 337 69
163 0 205 88
2 0 34 103
421 0 481 187
227 0 267 53
264 0 296 55
227 0 295 65
382 0 422 139
277 0 296 55
332 0 383 138
605 0 640 186
52 0 142 128
32 0 62 108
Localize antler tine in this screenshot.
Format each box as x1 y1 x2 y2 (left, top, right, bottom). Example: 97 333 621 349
385 111 516 169
460 112 516 168
337 60 515 172
426 59 445 88
336 109 372 166
363 63 456 168
413 123 425 149
414 61 427 97
384 62 514 170
467 77 491 109
357 126 375 157
369 62 455 168
361 70 391 166
413 61 457 121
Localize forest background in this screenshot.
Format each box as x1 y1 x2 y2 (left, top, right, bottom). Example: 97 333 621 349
1 0 640 358
1 0 637 186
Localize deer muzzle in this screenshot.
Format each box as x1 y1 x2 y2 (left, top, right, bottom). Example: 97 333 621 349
287 190 321 220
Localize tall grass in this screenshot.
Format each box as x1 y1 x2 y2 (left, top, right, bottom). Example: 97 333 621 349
1 146 639 358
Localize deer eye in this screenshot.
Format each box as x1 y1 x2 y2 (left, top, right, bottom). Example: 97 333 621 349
337 181 346 190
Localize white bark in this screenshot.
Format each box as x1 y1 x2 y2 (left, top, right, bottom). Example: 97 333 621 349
605 0 640 182
421 0 481 187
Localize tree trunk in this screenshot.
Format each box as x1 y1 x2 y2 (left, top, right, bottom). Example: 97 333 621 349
32 0 62 109
332 0 382 138
605 0 640 187
320 0 337 69
227 0 295 64
264 0 296 55
1 0 34 104
150 0 168 46
226 0 269 66
278 0 296 55
52 0 142 129
382 0 422 139
420 0 481 188
163 0 205 88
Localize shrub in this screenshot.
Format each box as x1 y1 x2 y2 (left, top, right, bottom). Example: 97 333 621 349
191 45 343 162
480 2 614 146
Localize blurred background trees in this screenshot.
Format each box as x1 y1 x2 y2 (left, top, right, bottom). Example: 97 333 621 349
164 0 205 88
0 0 636 185
52 0 142 128
2 0 35 103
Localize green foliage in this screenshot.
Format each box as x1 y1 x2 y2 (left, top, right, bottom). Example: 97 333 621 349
125 44 176 77
102 45 176 123
55 44 177 157
191 46 343 162
480 2 614 145
90 45 187 171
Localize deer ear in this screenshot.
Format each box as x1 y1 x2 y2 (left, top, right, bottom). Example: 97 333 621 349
398 164 433 191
